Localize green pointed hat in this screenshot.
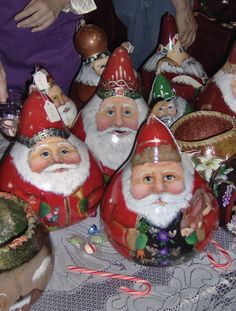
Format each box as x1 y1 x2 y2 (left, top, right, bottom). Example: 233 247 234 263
150 73 175 104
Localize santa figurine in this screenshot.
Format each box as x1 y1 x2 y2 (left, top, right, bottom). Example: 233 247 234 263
101 114 219 267
140 13 208 107
0 90 104 230
71 43 148 180
196 41 236 117
149 73 192 127
32 66 78 128
69 20 110 111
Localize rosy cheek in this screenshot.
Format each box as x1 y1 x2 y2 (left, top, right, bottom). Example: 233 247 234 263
30 158 49 173
96 115 112 131
165 181 185 195
123 117 138 130
63 153 81 164
131 184 152 199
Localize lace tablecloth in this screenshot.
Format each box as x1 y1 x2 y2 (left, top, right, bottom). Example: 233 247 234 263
29 213 236 311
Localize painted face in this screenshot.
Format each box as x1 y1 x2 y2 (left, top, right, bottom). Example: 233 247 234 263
167 40 189 66
152 100 177 118
92 56 109 76
96 96 139 133
131 161 185 200
29 136 81 173
47 84 70 108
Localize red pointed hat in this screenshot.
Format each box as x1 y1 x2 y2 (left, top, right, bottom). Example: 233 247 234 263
96 43 141 99
133 114 181 161
17 90 70 148
156 13 179 54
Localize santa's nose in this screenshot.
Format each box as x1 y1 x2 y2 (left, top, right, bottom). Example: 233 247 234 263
153 181 164 194
114 112 123 127
52 152 63 163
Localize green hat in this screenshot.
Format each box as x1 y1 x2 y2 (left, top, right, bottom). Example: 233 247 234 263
150 73 175 104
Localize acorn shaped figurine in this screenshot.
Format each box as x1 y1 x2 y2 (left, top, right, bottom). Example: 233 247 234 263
101 114 219 267
0 192 53 311
69 20 110 110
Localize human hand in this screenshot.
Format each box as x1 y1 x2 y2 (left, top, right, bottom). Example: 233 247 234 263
175 8 198 49
0 63 8 102
14 0 70 32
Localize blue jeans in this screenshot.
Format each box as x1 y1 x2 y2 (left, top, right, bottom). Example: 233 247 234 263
112 0 175 69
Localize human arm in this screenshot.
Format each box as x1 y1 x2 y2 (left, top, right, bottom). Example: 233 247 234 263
14 0 70 32
171 0 198 49
0 62 8 102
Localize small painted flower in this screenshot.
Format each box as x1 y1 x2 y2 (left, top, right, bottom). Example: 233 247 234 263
157 230 169 242
195 153 223 182
227 215 236 235
222 184 234 208
159 247 169 256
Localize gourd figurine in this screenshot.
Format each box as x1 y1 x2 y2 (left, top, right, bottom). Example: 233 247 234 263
0 192 53 311
32 66 78 128
149 73 192 127
69 21 110 110
71 43 148 179
0 90 104 230
140 13 208 107
196 41 236 117
101 114 219 267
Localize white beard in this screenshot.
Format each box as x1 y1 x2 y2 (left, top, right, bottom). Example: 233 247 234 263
82 94 148 170
10 134 90 196
58 101 77 128
142 52 164 72
122 160 194 228
158 96 188 127
74 63 100 86
214 70 236 113
159 56 208 83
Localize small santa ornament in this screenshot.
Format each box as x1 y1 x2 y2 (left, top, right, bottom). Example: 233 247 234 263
69 20 110 110
32 66 78 128
0 90 104 230
196 41 236 117
71 43 148 180
140 13 208 107
101 114 219 267
149 73 192 127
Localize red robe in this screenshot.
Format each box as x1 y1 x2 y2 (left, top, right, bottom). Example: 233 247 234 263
196 79 236 117
0 152 104 230
101 170 219 260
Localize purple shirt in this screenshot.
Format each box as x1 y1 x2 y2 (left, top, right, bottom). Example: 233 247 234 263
0 1 81 94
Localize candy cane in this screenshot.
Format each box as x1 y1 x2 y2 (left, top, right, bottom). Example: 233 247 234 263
68 266 152 296
206 239 232 269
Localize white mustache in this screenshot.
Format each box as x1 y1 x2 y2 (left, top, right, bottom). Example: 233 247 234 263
43 163 79 172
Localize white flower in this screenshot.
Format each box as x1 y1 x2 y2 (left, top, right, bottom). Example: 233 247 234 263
195 153 223 182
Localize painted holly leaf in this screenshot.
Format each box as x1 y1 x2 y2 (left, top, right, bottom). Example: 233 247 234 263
79 198 88 213
39 202 51 217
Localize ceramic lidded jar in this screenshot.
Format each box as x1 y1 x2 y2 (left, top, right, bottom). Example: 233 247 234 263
195 41 236 117
101 114 219 267
171 110 236 182
140 13 208 105
69 21 110 110
0 90 104 230
0 192 53 311
210 155 236 235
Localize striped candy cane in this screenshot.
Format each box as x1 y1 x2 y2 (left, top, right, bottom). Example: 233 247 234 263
68 266 152 296
206 239 232 269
